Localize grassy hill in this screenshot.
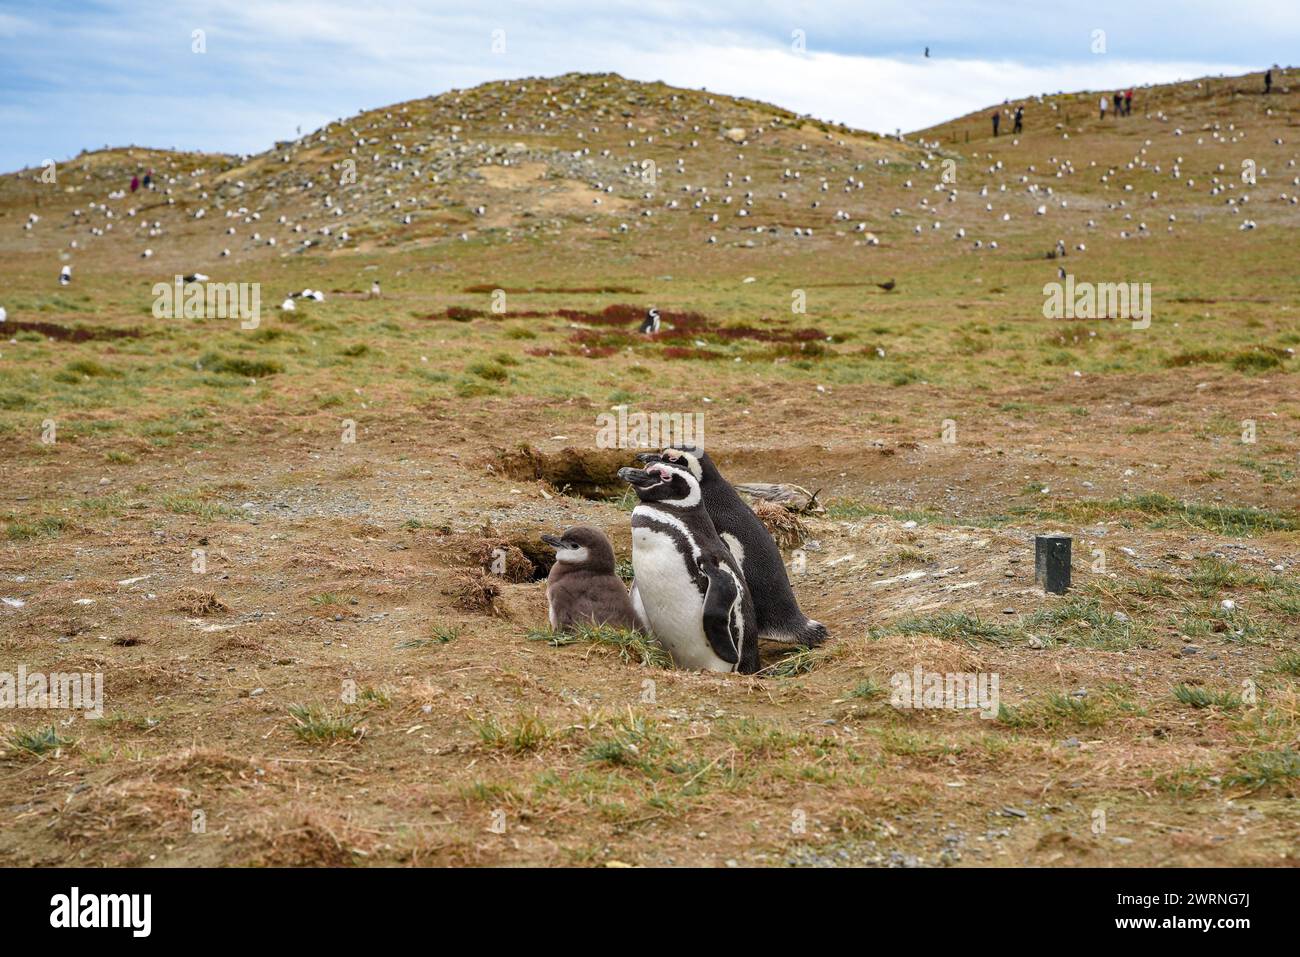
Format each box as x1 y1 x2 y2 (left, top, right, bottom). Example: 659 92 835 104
0 69 1297 868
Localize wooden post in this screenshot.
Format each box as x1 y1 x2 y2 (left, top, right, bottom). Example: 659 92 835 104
1035 535 1071 594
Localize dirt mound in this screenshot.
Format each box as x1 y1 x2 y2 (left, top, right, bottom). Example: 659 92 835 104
492 444 638 498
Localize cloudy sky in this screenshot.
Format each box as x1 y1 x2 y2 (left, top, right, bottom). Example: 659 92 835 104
1 1 1290 173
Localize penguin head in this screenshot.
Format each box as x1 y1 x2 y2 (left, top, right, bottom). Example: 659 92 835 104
618 462 702 507
635 445 705 480
541 525 615 571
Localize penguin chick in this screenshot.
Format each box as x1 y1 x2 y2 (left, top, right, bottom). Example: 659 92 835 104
541 526 639 632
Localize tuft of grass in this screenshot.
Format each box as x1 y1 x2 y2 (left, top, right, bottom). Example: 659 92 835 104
1270 653 1300 677
467 360 509 382
997 690 1120 729
6 515 68 541
8 726 69 756
158 494 238 521
875 612 1010 647
1226 749 1300 793
287 704 359 743
761 645 826 677
310 592 350 607
471 712 552 754
199 352 284 378
1025 597 1146 650
848 678 886 701
396 626 458 649
527 624 671 668
1172 684 1242 710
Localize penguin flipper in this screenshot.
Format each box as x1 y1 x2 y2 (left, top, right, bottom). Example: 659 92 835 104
700 560 744 667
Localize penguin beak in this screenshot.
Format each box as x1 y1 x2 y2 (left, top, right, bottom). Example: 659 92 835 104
540 534 564 550
635 451 663 464
618 466 662 489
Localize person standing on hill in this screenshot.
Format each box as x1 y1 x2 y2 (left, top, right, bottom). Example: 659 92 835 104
130 175 139 193
1113 91 1123 116
1124 89 1133 115
1265 69 1273 94
1013 105 1023 134
991 110 1000 136
1099 95 1108 120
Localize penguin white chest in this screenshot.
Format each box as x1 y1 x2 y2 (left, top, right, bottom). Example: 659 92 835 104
631 525 731 672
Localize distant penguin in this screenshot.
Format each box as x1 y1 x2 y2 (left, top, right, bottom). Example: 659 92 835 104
183 273 209 283
541 526 639 631
639 307 661 334
618 460 760 674
59 265 71 286
637 446 828 647
369 281 381 299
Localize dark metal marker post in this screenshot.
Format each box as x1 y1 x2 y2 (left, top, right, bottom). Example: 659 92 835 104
1035 534 1071 594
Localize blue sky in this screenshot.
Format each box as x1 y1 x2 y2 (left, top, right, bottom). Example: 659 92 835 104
1 1 1292 174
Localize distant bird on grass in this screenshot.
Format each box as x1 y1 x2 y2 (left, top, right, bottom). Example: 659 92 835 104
59 266 71 286
639 307 661 334
369 281 381 299
876 279 896 292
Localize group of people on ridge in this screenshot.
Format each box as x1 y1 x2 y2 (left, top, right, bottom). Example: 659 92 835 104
1100 89 1134 119
990 104 1024 137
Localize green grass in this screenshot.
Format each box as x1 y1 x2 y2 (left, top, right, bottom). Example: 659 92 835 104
471 713 552 753
1025 597 1147 650
527 624 672 668
198 352 284 378
874 612 1011 647
310 592 350 606
848 678 886 701
1226 749 1300 793
5 515 68 541
287 704 360 743
1172 683 1242 710
1270 653 1300 677
158 494 239 521
760 645 827 677
997 691 1115 729
396 626 458 649
8 726 70 756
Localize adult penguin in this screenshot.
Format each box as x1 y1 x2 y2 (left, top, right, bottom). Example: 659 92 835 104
637 446 828 647
618 460 760 674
